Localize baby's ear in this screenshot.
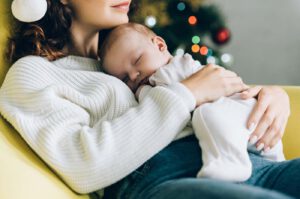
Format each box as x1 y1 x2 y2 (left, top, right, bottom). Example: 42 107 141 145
152 36 168 52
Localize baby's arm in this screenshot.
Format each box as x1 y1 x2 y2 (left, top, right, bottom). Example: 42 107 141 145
136 53 201 101
135 85 152 101
149 53 202 86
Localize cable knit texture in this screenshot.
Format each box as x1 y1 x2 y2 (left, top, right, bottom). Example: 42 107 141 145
0 55 196 194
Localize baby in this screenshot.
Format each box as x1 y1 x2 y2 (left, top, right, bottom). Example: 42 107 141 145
99 22 285 182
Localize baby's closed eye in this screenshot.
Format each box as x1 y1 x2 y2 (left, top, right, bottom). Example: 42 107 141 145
122 75 130 84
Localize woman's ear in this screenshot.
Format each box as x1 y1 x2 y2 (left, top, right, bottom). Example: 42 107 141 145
152 36 168 52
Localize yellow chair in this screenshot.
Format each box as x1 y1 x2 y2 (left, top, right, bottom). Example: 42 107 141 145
0 1 299 199
0 1 91 199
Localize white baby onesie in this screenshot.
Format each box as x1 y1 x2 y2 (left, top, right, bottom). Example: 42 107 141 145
148 53 285 182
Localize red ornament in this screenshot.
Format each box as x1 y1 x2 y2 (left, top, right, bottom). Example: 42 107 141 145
212 27 231 45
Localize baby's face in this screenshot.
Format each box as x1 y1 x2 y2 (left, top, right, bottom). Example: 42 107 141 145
102 31 171 92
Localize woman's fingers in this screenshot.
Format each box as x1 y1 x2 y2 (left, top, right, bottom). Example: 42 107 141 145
247 92 271 131
219 68 238 77
247 86 291 152
251 108 276 151
241 86 262 99
265 116 288 150
182 64 248 106
269 117 288 148
218 68 248 96
256 117 282 151
227 77 249 94
206 64 234 76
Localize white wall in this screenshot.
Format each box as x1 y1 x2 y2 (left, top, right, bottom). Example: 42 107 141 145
211 0 300 85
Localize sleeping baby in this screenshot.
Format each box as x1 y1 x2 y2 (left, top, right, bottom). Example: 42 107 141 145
99 22 285 182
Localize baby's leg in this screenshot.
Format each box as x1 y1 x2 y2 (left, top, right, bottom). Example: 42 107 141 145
192 96 256 182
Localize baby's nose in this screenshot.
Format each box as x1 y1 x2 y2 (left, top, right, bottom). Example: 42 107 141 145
129 70 140 81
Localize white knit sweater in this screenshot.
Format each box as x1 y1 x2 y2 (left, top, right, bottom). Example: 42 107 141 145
0 55 196 194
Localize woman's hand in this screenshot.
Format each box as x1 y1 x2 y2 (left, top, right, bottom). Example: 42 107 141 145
181 64 249 106
241 86 291 152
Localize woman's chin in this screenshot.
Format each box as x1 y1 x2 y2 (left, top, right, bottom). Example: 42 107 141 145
104 16 129 29
116 15 130 24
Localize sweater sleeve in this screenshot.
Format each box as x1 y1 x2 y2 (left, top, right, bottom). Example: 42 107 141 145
0 57 194 194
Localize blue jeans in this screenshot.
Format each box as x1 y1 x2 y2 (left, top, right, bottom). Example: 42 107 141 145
103 135 300 199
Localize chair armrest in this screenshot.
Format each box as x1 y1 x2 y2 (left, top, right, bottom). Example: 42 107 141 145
0 118 92 199
282 86 300 160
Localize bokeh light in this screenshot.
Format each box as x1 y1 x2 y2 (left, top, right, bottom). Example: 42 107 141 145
175 48 185 56
188 16 197 25
200 46 208 55
191 44 200 53
177 2 186 11
145 16 157 28
207 49 213 57
195 60 202 66
207 56 217 64
221 53 232 63
192 36 200 44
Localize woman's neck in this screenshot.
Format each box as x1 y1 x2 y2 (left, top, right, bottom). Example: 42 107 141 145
65 21 101 59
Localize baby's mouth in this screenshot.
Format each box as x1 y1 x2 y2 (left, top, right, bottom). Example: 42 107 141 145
132 77 150 93
138 77 150 87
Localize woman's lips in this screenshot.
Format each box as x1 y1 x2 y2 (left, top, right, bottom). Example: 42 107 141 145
111 1 130 12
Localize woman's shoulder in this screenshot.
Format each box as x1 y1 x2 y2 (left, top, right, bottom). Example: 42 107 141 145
12 55 51 69
7 55 66 80
2 56 58 90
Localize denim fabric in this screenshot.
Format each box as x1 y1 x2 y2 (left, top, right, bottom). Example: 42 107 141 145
104 135 300 199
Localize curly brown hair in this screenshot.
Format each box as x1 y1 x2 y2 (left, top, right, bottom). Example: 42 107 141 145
6 0 72 64
6 0 138 64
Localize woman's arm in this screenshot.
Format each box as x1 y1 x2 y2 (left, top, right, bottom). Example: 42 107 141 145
0 57 248 194
241 86 290 151
0 57 195 194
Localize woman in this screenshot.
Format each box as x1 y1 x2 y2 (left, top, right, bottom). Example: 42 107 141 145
0 0 298 198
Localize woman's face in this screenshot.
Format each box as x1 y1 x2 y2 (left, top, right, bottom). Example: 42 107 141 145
67 0 131 29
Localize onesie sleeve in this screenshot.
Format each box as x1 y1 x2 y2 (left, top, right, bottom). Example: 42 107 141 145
149 53 202 86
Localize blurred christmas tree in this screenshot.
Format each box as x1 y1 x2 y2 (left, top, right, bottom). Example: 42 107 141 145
129 0 233 67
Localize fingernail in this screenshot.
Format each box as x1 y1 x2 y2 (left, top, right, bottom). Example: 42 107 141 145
257 143 264 151
249 136 258 145
264 147 270 153
249 122 255 131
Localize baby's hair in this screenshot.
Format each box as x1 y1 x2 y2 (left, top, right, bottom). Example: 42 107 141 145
99 23 156 67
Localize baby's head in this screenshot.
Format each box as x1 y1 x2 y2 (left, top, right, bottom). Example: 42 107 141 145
100 23 172 92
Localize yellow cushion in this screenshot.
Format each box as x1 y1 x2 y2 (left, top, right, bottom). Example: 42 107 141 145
0 1 90 199
282 86 300 160
0 119 90 199
0 1 10 85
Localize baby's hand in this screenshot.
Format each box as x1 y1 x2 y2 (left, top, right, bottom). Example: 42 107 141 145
135 85 145 100
135 85 153 102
